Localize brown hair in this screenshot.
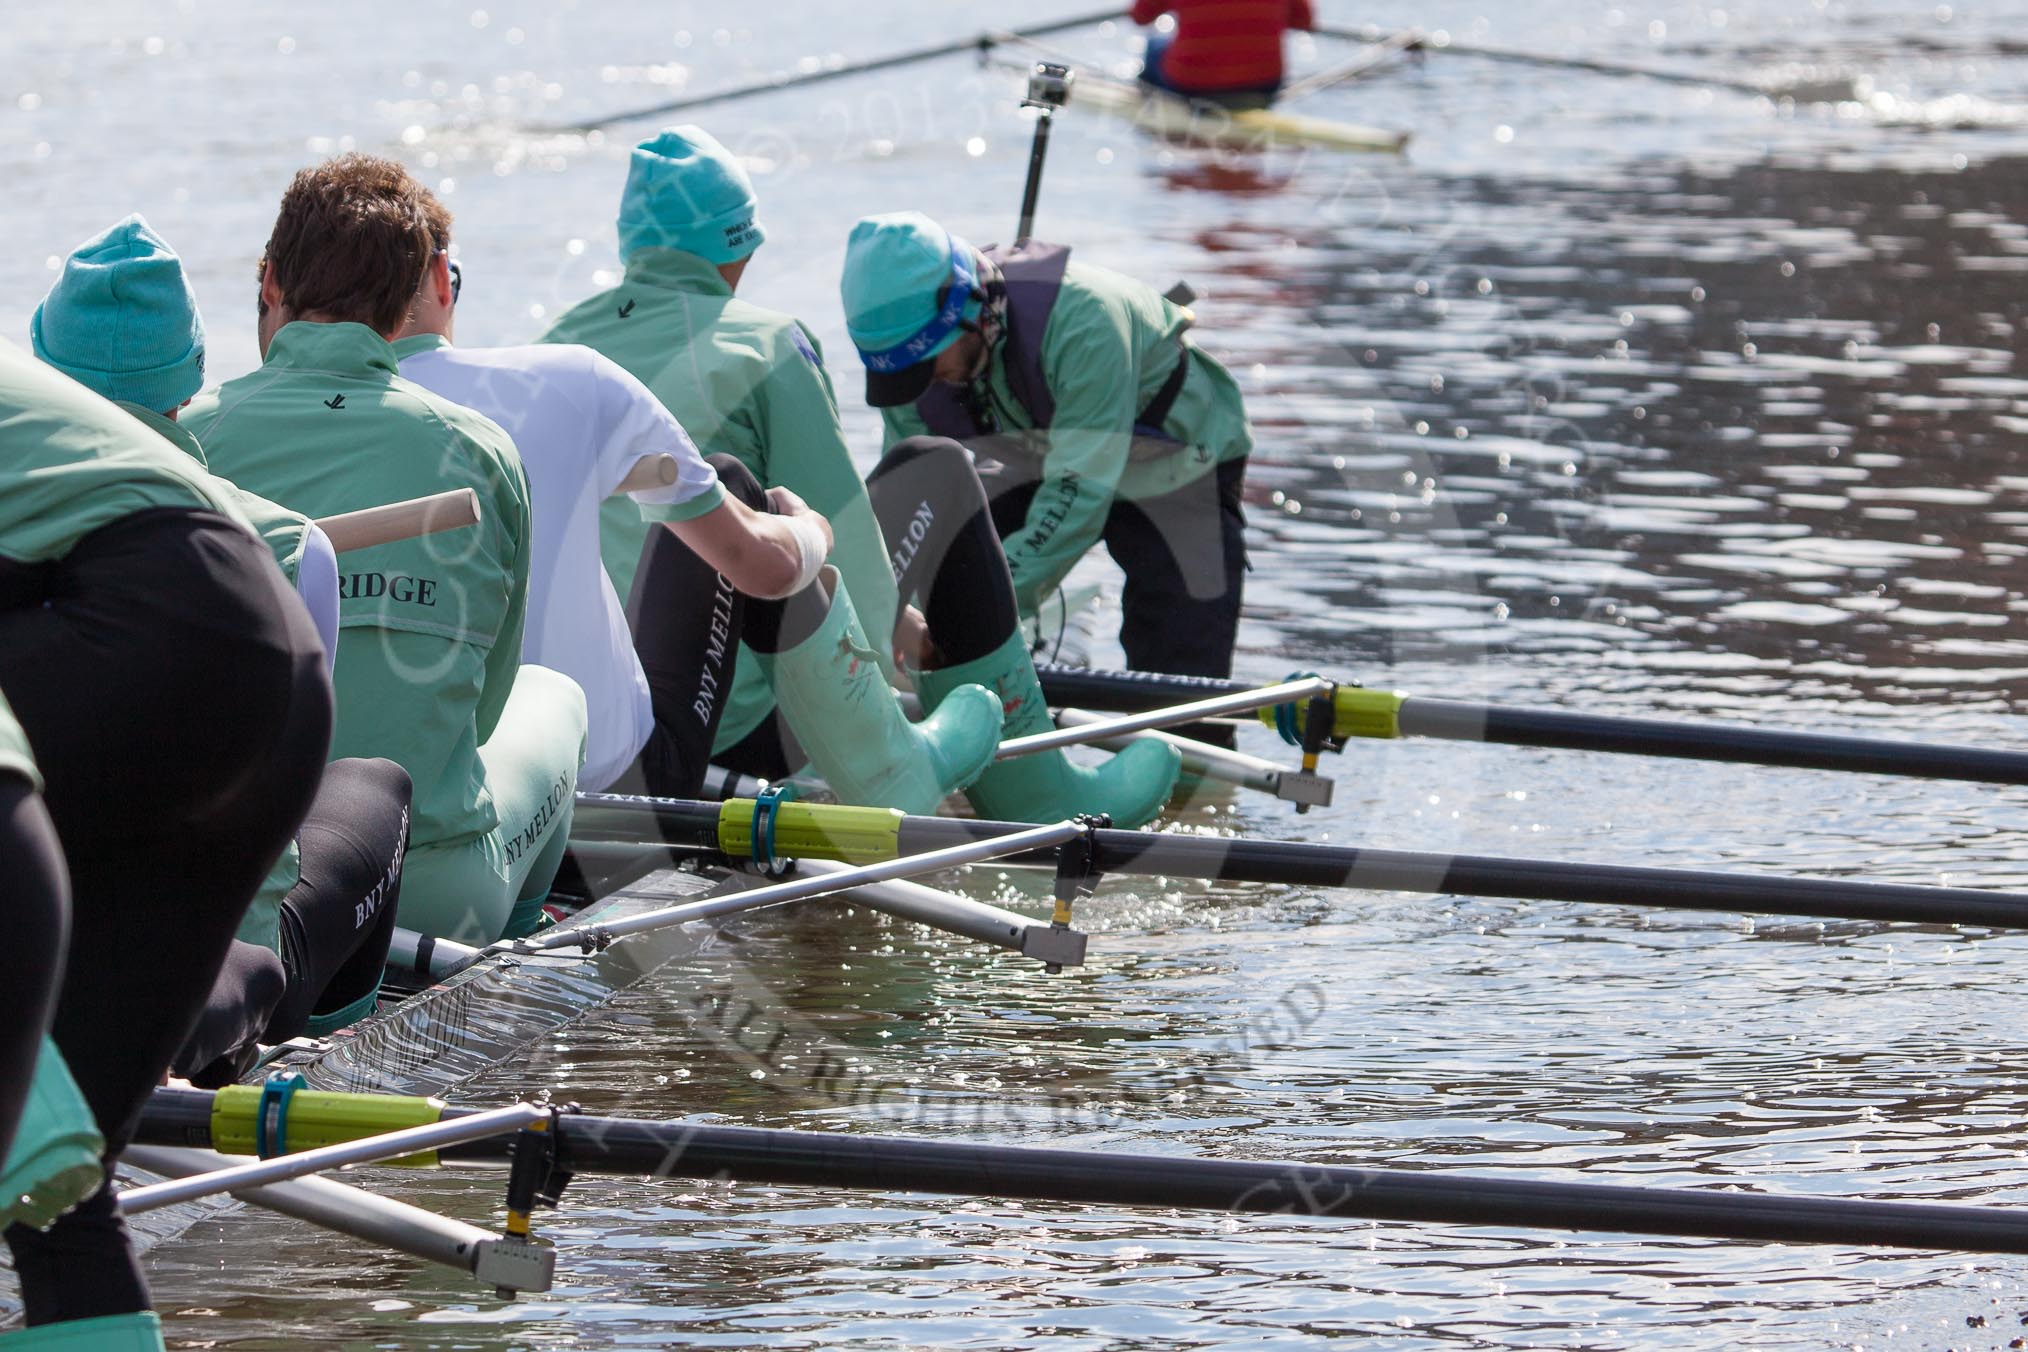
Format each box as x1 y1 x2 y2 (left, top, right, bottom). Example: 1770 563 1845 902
261 153 451 335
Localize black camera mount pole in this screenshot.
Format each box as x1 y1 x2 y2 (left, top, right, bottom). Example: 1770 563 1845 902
1016 62 1074 244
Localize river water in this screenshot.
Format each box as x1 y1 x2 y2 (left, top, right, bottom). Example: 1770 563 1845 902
12 1 2028 1346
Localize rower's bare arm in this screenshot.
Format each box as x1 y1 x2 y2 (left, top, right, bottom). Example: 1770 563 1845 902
666 491 833 600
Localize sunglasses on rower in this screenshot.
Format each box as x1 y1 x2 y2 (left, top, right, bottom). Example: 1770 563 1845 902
931 272 997 388
437 248 461 304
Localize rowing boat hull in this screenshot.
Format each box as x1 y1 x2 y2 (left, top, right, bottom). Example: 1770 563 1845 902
1062 68 1410 154
258 863 729 1097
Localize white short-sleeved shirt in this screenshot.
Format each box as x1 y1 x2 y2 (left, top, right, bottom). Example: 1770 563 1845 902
396 337 723 791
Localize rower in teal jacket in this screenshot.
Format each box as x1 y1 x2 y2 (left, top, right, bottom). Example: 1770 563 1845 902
0 337 333 1351
188 155 586 946
33 214 414 1062
843 212 1254 688
538 127 1002 817
542 127 1178 826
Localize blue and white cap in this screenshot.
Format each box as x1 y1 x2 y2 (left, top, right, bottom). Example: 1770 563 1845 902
839 211 981 407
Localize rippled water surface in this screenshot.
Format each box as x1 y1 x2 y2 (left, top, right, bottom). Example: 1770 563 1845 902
14 0 2028 1346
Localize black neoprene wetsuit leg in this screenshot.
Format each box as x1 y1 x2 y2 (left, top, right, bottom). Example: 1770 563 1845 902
984 455 1248 680
0 507 333 1325
1102 456 1249 681
618 455 753 798
982 452 1247 744
556 453 809 894
175 941 286 1086
683 455 825 784
271 756 411 1037
0 772 68 1168
176 763 408 1086
865 435 1023 667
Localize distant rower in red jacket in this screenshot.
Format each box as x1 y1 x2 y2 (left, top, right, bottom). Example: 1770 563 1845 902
1132 0 1315 108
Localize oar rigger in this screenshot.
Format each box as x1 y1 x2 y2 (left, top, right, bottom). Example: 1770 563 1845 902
491 1104 572 1298
1035 814 1109 972
563 792 1101 970
1266 672 1345 814
999 673 1346 810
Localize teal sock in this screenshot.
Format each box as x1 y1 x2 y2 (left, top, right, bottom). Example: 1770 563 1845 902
302 986 381 1037
500 891 556 941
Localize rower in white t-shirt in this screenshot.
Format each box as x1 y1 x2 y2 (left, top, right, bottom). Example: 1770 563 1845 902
394 300 832 798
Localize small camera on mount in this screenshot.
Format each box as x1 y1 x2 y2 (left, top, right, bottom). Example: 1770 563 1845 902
1024 62 1074 110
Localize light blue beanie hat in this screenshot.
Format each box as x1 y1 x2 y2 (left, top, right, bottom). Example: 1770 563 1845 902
31 214 206 412
616 125 766 265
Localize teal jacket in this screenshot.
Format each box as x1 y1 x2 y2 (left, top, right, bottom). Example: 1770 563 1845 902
119 403 313 586
0 340 253 565
185 321 535 856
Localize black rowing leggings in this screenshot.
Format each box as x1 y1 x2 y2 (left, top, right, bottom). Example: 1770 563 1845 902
177 940 285 1086
714 437 1024 779
983 454 1249 681
547 456 813 893
176 757 412 1083
984 453 1249 746
0 771 68 1170
0 507 333 1325
867 436 1024 666
277 757 409 1034
616 454 829 796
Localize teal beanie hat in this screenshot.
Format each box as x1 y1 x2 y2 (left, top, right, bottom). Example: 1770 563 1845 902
31 214 206 412
840 211 982 407
616 125 765 265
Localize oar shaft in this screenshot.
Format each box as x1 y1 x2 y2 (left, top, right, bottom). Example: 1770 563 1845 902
426 1114 2028 1254
895 819 2028 929
574 792 720 848
1035 662 1250 709
557 8 1129 131
569 792 2028 930
131 1088 2028 1253
1314 25 1767 95
1281 26 1423 99
1401 698 2028 784
1033 663 2028 786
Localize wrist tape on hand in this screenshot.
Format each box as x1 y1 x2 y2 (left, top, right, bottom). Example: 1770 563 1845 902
775 512 829 599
